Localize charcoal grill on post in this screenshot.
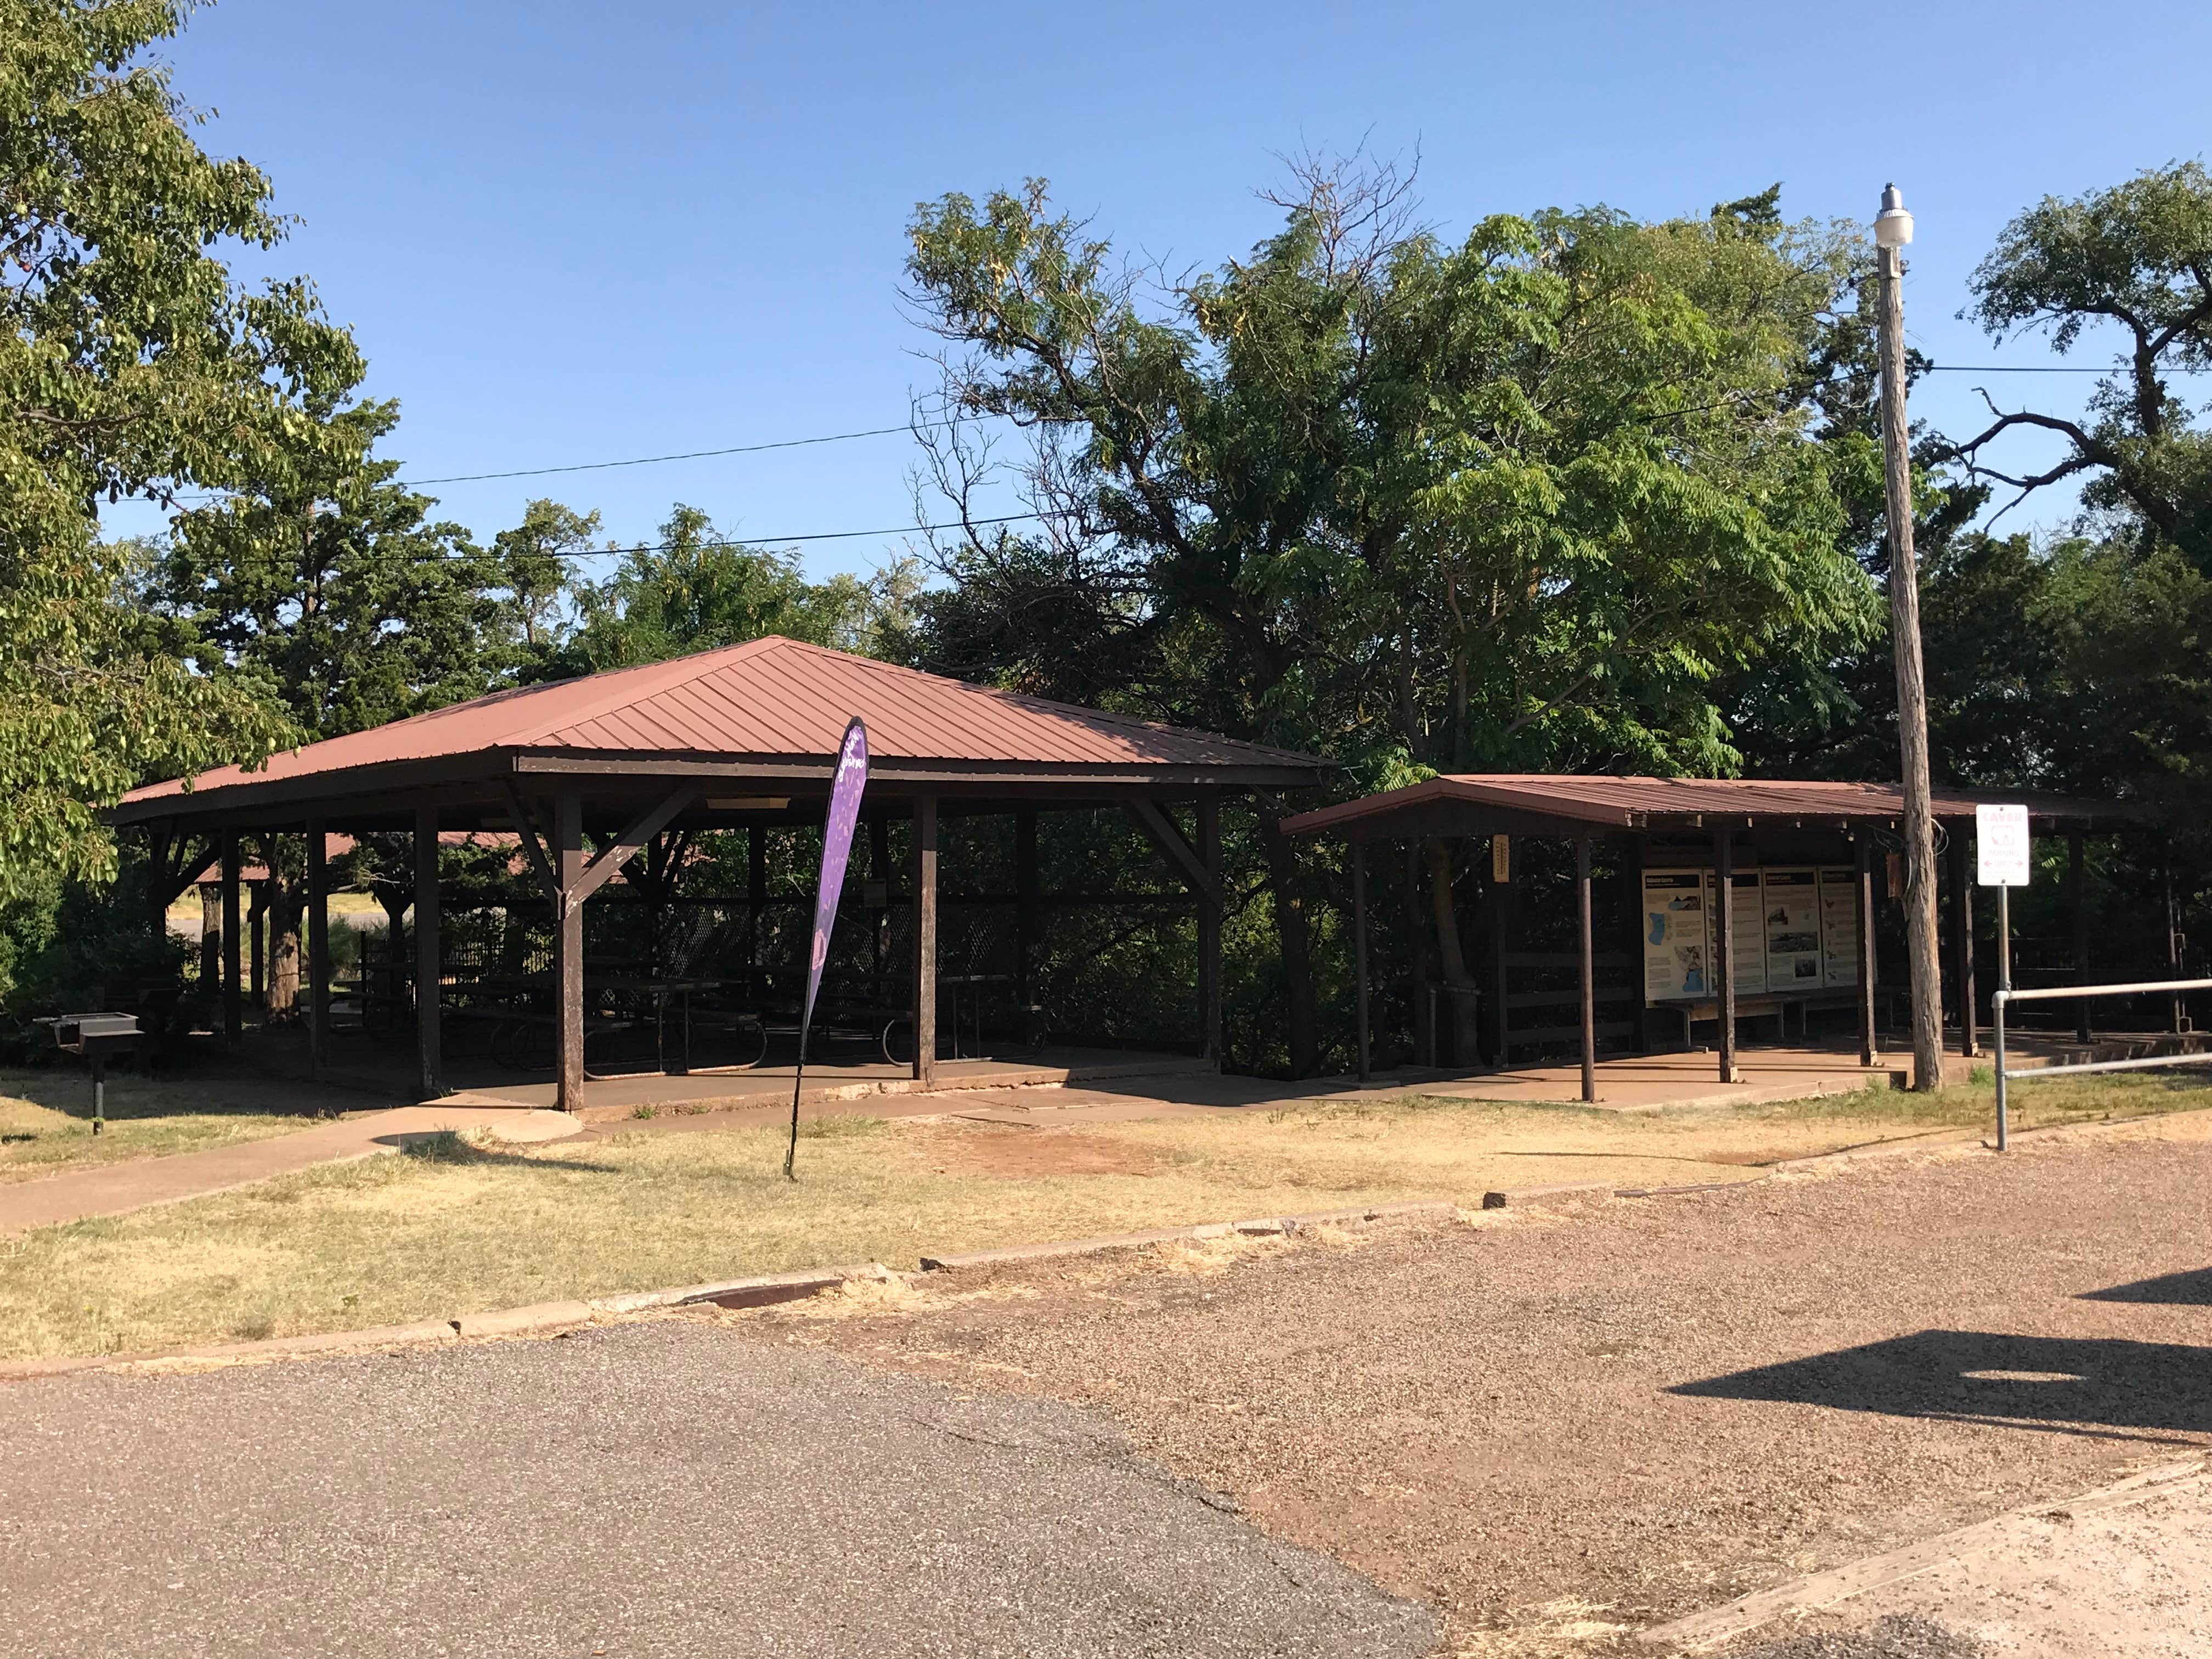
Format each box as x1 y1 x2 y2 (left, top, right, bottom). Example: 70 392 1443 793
41 1013 143 1135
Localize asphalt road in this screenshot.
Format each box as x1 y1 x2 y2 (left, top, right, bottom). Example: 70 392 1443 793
0 1322 1437 1658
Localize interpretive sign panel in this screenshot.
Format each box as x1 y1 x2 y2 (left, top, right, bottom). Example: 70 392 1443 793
1760 867 1824 991
1642 869 1711 1002
1818 867 1859 988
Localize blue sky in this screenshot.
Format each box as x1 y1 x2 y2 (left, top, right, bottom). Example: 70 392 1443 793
125 0 2211 577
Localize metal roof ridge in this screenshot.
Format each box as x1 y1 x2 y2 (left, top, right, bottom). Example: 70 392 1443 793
506 634 794 747
744 639 1332 765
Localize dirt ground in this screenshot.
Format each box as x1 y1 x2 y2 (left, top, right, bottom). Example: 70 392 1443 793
736 1116 2212 1656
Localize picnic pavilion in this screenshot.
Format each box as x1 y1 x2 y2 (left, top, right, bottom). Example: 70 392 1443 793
115 636 1333 1113
1285 775 2160 1102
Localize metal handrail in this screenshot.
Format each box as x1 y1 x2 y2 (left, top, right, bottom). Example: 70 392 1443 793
1994 977 2212 1005
1991 975 2212 1150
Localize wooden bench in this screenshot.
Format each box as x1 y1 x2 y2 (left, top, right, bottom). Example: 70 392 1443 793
1650 988 1861 1049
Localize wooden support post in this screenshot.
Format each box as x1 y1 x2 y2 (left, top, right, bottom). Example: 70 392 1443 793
1408 844 1435 1068
2169 861 2186 1035
1578 836 1596 1103
1949 834 1976 1057
1352 839 1371 1085
911 794 938 1089
1623 835 1650 1054
220 834 242 1052
1197 795 1222 1066
1714 828 1737 1084
248 878 266 1009
1489 839 1511 1068
1857 837 1878 1068
1014 809 1039 1019
747 824 767 969
415 804 443 1099
555 793 585 1114
871 816 893 1005
2070 832 2091 1044
306 822 329 1080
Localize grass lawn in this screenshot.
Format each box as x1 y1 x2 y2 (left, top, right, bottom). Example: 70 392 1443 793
1 1071 2203 1362
0 1070 346 1186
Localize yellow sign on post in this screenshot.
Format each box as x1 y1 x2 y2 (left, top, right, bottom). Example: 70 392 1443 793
1491 835 1510 883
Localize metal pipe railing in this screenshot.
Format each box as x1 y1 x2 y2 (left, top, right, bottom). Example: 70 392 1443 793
1991 976 2212 1149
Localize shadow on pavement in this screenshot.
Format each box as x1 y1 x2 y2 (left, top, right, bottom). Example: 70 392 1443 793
2080 1266 2212 1306
1668 1329 2212 1435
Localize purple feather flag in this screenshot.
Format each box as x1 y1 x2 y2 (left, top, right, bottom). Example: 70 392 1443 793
787 716 868 1177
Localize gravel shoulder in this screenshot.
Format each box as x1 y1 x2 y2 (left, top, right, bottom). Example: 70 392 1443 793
740 1117 2212 1654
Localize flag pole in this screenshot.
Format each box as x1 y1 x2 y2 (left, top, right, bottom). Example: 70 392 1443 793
785 717 869 1180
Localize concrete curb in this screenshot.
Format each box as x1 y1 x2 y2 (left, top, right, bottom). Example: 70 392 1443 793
452 1300 594 1339
589 1265 883 1314
916 1199 1457 1272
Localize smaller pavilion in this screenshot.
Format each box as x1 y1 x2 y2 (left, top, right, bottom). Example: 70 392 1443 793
116 637 1333 1111
1285 775 2141 1101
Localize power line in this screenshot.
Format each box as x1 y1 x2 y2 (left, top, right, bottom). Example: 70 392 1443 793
157 511 1055 569
152 362 2198 507
402 420 941 486
161 415 978 505
568 511 1046 556
1923 363 2207 375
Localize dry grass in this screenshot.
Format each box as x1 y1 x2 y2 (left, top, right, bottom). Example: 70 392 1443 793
0 1070 337 1184
1 1071 2204 1362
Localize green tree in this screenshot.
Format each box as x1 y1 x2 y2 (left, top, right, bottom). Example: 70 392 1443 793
1953 162 2212 565
162 394 512 740
1939 165 2212 847
558 503 915 672
494 497 606 663
904 164 1873 1069
0 0 358 899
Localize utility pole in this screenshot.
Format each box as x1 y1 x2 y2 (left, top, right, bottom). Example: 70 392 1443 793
1875 183 1944 1093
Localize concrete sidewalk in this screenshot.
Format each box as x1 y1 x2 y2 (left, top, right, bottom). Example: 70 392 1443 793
0 1105 579 1238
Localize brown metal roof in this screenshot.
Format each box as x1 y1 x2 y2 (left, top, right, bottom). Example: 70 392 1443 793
1282 774 2132 837
120 636 1329 822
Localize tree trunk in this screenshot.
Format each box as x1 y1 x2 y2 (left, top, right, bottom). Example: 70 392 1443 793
198 885 221 995
266 877 301 1019
1425 839 1483 1064
382 897 409 1031
1256 803 1320 1079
